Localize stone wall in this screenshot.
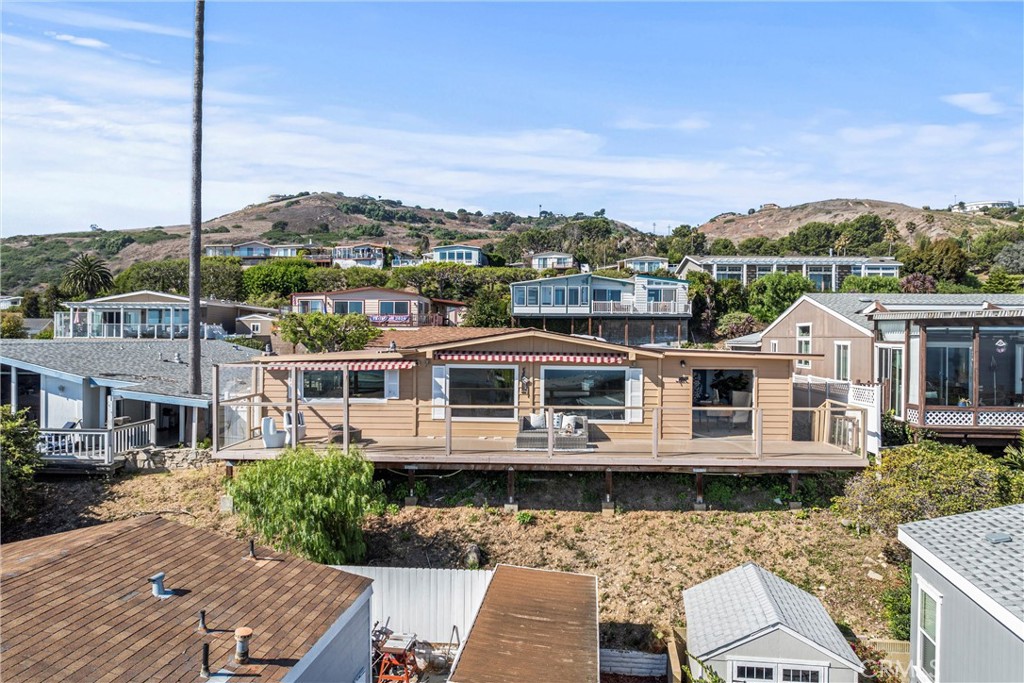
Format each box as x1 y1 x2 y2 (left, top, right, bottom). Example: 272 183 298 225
125 447 214 470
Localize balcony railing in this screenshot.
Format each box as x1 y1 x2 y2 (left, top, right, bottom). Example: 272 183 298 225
38 419 155 466
54 313 213 339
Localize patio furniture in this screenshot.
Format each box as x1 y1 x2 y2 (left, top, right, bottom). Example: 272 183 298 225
283 411 306 445
515 413 589 450
261 416 286 449
731 391 752 429
329 424 363 445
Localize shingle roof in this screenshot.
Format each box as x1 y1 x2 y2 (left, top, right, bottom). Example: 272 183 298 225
0 339 261 401
0 516 372 683
449 566 599 683
806 293 1024 329
367 327 520 349
682 562 862 670
899 504 1024 625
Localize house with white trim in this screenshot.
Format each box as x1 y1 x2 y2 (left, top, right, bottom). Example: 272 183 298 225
682 562 863 682
616 255 670 274
898 505 1024 683
290 287 466 328
676 256 901 291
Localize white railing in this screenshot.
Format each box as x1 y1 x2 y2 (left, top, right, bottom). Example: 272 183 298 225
38 419 156 465
111 419 156 454
53 315 209 339
590 301 691 315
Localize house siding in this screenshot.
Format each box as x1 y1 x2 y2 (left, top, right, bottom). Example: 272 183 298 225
287 590 372 683
691 629 858 683
761 300 873 383
910 556 1024 683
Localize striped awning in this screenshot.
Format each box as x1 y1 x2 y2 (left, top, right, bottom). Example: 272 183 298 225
434 351 624 364
266 360 416 371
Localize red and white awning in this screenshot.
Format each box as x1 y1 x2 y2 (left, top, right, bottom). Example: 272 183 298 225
265 360 416 372
434 351 624 364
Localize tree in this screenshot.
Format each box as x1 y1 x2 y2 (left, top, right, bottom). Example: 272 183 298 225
883 219 901 256
838 275 901 294
715 278 747 315
40 284 66 319
994 242 1024 274
1 406 42 528
715 311 760 339
61 254 113 298
834 441 1024 536
746 272 816 323
833 233 851 256
188 0 205 395
463 287 510 327
709 237 737 256
18 290 40 318
982 267 1022 294
242 258 313 300
228 446 384 564
0 313 27 338
899 272 937 293
277 312 381 352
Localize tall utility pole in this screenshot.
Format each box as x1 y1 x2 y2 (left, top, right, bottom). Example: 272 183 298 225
188 0 205 396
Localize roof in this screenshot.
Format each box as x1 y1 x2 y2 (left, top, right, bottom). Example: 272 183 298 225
0 516 372 683
899 504 1024 637
724 332 763 349
682 562 863 671
0 340 262 404
65 290 278 313
449 565 599 683
804 293 1024 330
21 318 54 335
869 307 1024 322
367 327 518 349
291 287 428 301
432 243 484 251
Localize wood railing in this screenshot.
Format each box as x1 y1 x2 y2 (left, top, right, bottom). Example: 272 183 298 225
38 419 156 465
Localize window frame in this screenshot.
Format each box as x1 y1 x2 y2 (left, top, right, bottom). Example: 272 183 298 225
729 660 828 683
299 369 399 403
379 300 410 316
915 575 942 683
770 340 779 353
444 364 519 422
250 322 261 334
796 323 812 368
834 341 851 381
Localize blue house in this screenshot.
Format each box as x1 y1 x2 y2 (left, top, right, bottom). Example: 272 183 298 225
430 244 488 267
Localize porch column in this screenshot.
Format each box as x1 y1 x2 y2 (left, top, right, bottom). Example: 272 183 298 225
169 307 174 339
211 365 220 453
741 266 748 287
191 407 199 450
290 366 300 449
711 264 718 279
106 392 114 430
802 263 808 277
342 367 350 452
150 402 158 445
179 406 187 444
831 264 837 291
972 324 980 424
917 325 927 425
9 366 16 412
120 306 125 338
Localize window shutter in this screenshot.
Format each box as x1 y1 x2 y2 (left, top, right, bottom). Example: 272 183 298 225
432 365 447 419
385 370 399 399
626 368 643 423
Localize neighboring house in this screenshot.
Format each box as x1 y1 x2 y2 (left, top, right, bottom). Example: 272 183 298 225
204 240 306 265
950 200 1015 214
331 243 386 269
616 255 670 273
53 290 279 340
510 273 692 345
429 243 488 266
391 250 423 267
291 287 464 328
898 505 1024 683
0 516 373 683
528 251 578 271
0 295 23 310
0 339 261 467
676 255 902 291
448 565 599 683
21 318 53 338
213 327 869 482
682 562 864 682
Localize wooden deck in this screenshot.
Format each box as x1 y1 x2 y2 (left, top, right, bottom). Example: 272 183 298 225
215 435 867 473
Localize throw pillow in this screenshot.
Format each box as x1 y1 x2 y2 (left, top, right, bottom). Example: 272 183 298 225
528 412 546 429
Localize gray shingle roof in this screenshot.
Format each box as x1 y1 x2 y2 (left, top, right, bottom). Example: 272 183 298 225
0 339 261 402
899 504 1024 625
806 293 1024 330
682 562 862 670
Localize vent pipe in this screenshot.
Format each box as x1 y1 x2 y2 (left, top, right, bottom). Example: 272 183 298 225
234 627 253 664
248 539 256 560
200 642 210 679
198 609 208 633
173 352 183 364
148 572 171 599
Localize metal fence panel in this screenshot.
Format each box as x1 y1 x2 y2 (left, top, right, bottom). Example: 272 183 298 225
333 566 494 643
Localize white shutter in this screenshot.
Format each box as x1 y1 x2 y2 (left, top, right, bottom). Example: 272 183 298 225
626 368 643 423
432 365 447 419
384 370 399 399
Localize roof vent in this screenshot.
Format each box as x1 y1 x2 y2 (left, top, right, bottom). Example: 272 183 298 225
148 572 172 599
986 532 1013 545
389 340 398 352
173 352 183 364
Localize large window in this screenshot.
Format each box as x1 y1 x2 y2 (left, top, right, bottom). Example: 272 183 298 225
916 579 941 683
302 370 396 401
380 301 410 316
979 326 1024 406
796 324 812 368
715 265 743 281
542 368 628 421
448 367 517 419
733 663 824 683
834 342 850 381
879 347 904 418
333 301 363 315
593 289 621 302
298 300 323 313
807 266 833 291
925 327 972 405
513 287 526 306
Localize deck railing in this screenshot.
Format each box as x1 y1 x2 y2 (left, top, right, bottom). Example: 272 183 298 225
53 314 212 339
38 419 156 465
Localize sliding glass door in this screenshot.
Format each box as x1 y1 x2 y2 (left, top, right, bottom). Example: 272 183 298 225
925 328 973 406
879 347 904 417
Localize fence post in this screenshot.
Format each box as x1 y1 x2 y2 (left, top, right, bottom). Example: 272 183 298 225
105 433 113 466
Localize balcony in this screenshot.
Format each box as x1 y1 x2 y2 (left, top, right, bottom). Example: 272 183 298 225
38 419 155 470
54 313 215 339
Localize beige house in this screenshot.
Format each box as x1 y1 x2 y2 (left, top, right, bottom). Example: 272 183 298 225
290 287 465 328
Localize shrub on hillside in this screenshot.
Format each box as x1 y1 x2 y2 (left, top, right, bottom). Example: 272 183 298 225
228 446 384 564
834 441 1024 535
1 406 42 528
714 311 760 339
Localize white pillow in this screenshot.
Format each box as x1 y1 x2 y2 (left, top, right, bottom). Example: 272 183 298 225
561 415 577 432
528 412 546 429
552 412 564 429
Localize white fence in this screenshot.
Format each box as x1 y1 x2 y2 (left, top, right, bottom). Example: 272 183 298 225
333 566 493 644
794 375 880 455
38 419 156 465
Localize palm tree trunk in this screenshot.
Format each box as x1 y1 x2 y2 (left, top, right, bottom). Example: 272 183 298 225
188 0 205 396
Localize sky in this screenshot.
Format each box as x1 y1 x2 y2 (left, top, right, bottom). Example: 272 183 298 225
2 1 1022 236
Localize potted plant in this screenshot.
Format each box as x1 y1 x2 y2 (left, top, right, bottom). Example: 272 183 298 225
957 397 972 407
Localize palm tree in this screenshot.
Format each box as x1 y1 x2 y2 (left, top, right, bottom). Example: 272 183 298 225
833 233 851 256
62 254 113 298
883 219 900 256
188 0 205 395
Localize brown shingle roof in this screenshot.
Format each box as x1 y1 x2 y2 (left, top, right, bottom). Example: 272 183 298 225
448 565 599 683
0 516 371 683
367 326 520 349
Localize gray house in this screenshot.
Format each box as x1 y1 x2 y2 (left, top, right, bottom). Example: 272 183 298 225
898 505 1024 683
683 562 863 682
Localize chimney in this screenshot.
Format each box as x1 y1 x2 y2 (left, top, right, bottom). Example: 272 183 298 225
148 572 171 599
234 627 253 664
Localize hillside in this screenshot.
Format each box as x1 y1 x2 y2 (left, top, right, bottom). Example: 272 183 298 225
698 198 1013 242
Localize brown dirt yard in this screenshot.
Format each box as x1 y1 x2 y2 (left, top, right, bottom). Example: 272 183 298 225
6 466 897 651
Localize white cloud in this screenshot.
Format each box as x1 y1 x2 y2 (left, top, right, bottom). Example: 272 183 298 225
941 92 1005 116
614 116 710 132
44 31 109 50
5 4 193 39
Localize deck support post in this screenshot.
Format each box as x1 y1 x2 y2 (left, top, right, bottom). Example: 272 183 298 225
652 407 660 458
191 406 199 450
405 470 418 507
789 470 802 509
602 469 615 517
291 366 300 449
211 365 219 454
445 405 453 457
341 367 350 452
694 470 706 511
547 406 554 458
504 468 518 513
9 366 16 412
150 402 158 445
179 406 187 444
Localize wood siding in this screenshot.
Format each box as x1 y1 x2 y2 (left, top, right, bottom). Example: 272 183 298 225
760 299 874 383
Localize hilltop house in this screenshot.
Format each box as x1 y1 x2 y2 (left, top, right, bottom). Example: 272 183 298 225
331 243 386 269
0 295 23 310
677 255 902 291
428 244 488 267
510 273 692 345
527 251 579 272
290 287 465 328
0 516 373 682
898 505 1024 683
682 563 863 682
616 255 670 273
53 290 279 340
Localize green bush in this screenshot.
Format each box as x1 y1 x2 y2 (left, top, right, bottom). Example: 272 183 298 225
224 336 266 350
881 563 912 640
228 446 383 564
1 406 42 528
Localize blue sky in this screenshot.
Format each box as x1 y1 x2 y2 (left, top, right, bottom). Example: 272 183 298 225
2 2 1021 235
